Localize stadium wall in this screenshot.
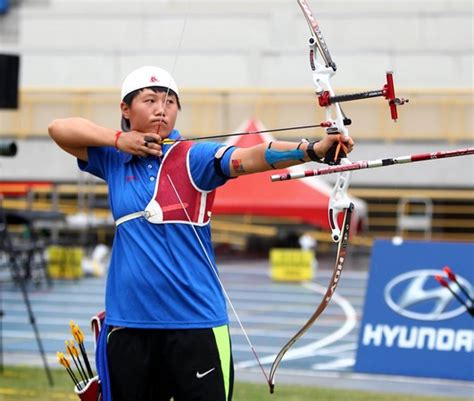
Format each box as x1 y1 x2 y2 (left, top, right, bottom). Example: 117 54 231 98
0 0 471 89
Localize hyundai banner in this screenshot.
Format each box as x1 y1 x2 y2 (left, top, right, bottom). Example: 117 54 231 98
354 240 474 381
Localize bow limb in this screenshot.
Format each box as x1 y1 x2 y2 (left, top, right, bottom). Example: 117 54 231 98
268 202 354 392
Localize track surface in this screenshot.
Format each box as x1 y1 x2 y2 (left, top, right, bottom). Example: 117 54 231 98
1 257 472 398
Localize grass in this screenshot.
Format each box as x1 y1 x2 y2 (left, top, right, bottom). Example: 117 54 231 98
0 366 468 401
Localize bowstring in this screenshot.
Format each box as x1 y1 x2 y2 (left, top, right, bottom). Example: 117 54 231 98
158 0 271 387
166 175 270 384
160 123 325 144
156 3 188 140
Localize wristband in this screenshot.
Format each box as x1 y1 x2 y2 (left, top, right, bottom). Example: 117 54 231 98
306 141 323 162
114 131 123 150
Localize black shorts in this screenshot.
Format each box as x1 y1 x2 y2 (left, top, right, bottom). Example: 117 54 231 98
107 325 234 401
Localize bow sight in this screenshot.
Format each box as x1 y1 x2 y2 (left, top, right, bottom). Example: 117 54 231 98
318 71 409 122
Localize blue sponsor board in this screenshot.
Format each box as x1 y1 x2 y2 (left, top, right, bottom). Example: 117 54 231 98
354 239 474 381
0 0 9 14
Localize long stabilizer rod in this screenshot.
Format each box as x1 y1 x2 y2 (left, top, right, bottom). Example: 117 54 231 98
271 148 474 182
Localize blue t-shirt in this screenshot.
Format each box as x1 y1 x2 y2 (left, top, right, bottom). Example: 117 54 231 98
79 130 234 329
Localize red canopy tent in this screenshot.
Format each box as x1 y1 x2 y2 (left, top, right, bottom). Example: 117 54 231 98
213 119 366 230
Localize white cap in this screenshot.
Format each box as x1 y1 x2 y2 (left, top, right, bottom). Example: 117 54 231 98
120 66 179 101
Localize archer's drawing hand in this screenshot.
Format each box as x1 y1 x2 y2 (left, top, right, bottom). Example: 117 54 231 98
116 131 163 157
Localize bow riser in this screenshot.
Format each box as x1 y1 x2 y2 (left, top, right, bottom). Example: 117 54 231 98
310 61 349 138
300 3 408 242
300 0 353 241
328 164 352 241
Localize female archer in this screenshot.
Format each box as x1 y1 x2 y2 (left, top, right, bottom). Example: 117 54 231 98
48 65 353 401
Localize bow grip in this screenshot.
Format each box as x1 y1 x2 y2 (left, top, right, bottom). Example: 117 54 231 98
324 139 347 165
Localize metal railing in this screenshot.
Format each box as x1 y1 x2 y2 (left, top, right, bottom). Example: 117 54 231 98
0 87 472 142
2 183 473 246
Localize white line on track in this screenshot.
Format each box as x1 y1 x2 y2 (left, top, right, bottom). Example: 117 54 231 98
235 280 357 369
232 341 357 355
312 358 355 370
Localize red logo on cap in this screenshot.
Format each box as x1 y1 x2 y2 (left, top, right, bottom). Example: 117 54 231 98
150 76 159 83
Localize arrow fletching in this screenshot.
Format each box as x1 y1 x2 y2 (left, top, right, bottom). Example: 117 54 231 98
443 266 456 282
435 274 449 288
57 352 71 369
70 321 84 344
66 340 79 357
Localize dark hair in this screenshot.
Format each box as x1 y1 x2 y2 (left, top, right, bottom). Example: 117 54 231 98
121 87 181 132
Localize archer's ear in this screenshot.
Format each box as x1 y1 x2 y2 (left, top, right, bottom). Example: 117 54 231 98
120 101 130 120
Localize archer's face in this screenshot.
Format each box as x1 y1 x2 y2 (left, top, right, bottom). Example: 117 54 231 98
121 88 179 138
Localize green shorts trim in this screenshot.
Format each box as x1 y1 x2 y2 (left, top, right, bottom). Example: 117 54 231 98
213 324 232 400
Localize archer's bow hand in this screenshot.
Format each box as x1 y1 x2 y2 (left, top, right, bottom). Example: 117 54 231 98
316 133 354 165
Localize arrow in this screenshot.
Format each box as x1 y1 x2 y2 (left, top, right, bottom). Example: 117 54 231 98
70 320 95 378
434 274 474 317
272 148 474 181
57 352 82 390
